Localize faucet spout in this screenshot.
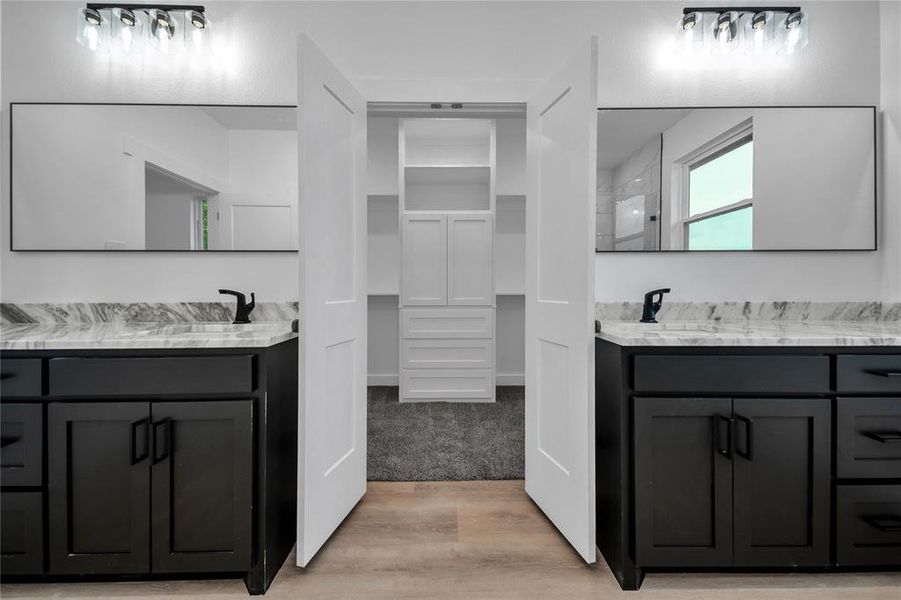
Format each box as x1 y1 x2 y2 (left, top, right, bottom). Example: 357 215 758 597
219 289 256 324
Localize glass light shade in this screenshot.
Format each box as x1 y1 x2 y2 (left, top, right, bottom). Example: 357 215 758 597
778 11 809 55
741 11 776 55
676 11 704 54
148 9 182 54
186 11 211 55
111 8 144 54
711 11 740 55
75 7 110 53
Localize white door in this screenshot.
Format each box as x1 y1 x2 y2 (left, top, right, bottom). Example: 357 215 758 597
401 214 448 305
448 213 493 305
297 33 367 567
217 192 297 250
524 37 598 563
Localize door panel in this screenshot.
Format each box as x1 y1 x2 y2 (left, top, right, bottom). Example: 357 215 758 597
732 398 831 567
297 33 368 567
151 401 253 573
634 397 734 567
48 402 150 574
401 214 448 305
525 37 598 563
448 214 493 305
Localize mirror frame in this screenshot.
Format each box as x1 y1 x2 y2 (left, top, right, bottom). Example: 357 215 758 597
9 102 300 253
594 105 878 254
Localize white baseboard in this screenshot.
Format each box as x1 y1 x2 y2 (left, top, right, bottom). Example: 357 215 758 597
368 374 399 386
496 373 525 386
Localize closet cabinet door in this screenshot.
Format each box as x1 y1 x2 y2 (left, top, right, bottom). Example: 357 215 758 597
401 214 447 305
732 398 831 567
448 214 493 305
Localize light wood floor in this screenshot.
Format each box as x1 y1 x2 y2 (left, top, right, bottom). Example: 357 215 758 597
3 481 899 599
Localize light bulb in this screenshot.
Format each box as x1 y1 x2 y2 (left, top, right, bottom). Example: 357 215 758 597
85 24 99 51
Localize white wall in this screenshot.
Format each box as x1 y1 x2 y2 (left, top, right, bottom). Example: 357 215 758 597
881 2 901 302
0 1 893 303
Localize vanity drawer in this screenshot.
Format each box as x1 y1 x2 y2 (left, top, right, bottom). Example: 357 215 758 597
401 369 494 401
837 355 901 394
835 485 901 566
0 404 43 487
632 355 829 394
0 491 44 575
401 308 493 339
48 356 254 397
0 359 43 398
836 397 901 479
402 338 494 370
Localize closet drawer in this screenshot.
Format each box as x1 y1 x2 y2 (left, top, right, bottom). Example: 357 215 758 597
401 369 494 401
837 355 901 394
633 355 829 394
0 359 42 398
836 485 901 566
402 339 494 370
48 356 254 397
0 404 43 487
401 308 493 339
0 491 44 575
837 397 901 479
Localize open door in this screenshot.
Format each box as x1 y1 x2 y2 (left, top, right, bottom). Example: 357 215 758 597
297 33 367 567
524 37 598 563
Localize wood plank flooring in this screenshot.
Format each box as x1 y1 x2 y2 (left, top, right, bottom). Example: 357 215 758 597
3 480 899 599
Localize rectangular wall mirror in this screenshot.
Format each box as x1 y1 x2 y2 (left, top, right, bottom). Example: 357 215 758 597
595 106 876 252
11 103 298 251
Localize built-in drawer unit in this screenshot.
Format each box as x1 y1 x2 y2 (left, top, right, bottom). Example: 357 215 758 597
0 359 42 398
0 491 44 575
48 356 254 397
401 338 494 370
837 397 901 479
836 355 901 394
632 355 829 394
0 404 43 487
401 368 495 401
835 485 901 566
401 307 493 339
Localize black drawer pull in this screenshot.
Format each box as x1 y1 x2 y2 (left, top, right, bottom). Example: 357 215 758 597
152 418 172 464
715 415 733 459
862 515 901 532
863 430 901 444
735 415 754 460
865 369 901 377
0 435 21 448
0 373 14 380
130 418 150 465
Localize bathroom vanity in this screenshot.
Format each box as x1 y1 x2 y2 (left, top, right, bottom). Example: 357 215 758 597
0 323 298 595
595 321 901 590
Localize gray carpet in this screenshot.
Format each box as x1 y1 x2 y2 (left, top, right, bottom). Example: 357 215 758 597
367 386 524 481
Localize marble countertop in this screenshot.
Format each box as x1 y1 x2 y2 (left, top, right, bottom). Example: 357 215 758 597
596 321 901 347
0 322 298 350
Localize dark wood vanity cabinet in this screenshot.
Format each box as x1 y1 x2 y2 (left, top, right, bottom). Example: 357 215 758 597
0 342 297 595
597 342 901 591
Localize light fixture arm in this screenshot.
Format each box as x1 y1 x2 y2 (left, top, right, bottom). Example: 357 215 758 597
682 6 800 15
86 3 205 12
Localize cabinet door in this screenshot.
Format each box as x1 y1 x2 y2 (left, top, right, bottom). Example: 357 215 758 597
401 214 447 305
634 397 733 567
151 401 253 573
448 214 493 305
48 402 150 574
732 398 831 567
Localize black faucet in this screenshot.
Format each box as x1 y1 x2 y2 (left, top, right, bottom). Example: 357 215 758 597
640 288 671 323
219 289 256 324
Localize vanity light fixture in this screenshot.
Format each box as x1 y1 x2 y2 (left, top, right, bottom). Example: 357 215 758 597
76 4 210 55
677 6 807 55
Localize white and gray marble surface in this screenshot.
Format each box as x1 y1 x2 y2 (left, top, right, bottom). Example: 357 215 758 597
597 321 901 347
0 322 297 350
596 301 901 323
0 302 298 325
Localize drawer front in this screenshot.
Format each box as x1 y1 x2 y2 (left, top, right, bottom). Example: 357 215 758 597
837 355 901 394
401 369 494 401
402 338 494 370
633 355 829 394
49 356 254 397
837 397 901 479
1 491 44 575
401 308 493 339
836 485 901 566
0 404 43 487
0 359 42 398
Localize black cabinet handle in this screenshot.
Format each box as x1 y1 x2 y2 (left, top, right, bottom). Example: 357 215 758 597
0 435 20 448
152 418 172 464
715 415 733 459
130 418 150 465
863 430 901 444
0 373 14 380
862 515 901 532
735 415 754 460
865 369 901 377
